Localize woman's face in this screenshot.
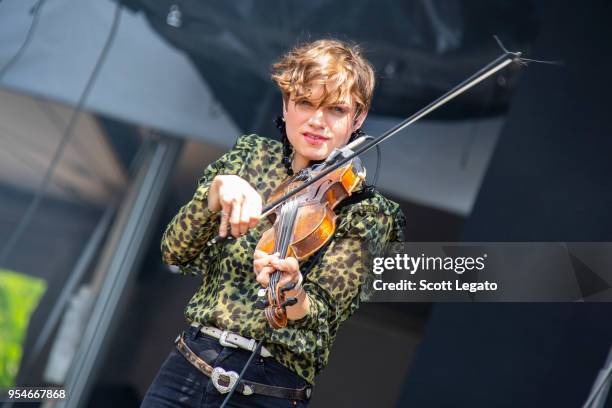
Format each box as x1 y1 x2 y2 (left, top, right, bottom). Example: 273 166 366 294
283 84 366 171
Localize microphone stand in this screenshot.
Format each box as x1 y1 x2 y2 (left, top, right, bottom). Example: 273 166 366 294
582 345 612 408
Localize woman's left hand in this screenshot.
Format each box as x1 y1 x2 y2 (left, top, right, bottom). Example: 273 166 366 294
253 250 301 289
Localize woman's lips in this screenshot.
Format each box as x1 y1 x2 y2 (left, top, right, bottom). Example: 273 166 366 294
302 132 328 145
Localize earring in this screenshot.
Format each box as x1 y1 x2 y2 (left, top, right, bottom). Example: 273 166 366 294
274 115 294 176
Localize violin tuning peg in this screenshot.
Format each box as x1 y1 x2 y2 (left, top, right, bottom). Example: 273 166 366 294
280 282 296 294
281 297 298 308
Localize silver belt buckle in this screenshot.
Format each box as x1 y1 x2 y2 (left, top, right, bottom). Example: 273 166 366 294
211 367 239 394
219 330 238 348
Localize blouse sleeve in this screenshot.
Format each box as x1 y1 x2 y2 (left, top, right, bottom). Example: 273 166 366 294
160 135 253 270
285 203 405 368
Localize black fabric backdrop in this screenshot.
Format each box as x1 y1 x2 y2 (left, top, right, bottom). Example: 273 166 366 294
398 1 612 407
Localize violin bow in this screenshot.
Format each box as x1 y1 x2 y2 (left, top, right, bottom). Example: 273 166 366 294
208 48 523 246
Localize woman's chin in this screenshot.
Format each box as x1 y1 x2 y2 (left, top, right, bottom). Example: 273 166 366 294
296 146 330 162
303 152 329 163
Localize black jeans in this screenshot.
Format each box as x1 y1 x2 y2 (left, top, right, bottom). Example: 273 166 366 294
141 326 311 408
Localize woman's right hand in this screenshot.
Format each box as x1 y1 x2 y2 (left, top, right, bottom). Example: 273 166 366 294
207 175 262 238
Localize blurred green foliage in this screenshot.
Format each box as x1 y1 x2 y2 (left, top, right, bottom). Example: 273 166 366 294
0 269 46 389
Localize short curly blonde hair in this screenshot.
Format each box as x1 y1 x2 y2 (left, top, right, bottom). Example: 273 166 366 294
271 39 375 119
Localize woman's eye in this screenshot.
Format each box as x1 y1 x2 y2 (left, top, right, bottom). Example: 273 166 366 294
331 106 346 114
298 100 312 107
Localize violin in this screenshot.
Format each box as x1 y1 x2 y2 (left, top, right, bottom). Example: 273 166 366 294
255 149 366 329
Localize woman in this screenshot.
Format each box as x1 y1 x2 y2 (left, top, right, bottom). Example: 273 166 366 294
141 39 405 407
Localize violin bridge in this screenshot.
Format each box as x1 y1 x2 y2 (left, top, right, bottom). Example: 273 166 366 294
351 156 366 181
357 167 366 183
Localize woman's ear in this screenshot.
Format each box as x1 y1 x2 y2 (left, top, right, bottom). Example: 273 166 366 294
353 111 368 132
282 95 288 115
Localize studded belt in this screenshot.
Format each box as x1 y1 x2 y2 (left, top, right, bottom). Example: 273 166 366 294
174 331 312 401
189 322 272 357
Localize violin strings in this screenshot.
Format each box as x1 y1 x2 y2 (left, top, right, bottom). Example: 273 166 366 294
271 199 299 295
272 204 286 294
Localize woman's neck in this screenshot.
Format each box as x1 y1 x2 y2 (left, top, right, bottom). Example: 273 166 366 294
292 153 310 173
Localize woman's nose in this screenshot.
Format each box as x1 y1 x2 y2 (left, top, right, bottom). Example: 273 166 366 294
307 109 325 127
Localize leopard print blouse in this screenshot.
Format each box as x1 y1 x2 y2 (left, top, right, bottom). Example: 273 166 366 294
161 134 405 385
